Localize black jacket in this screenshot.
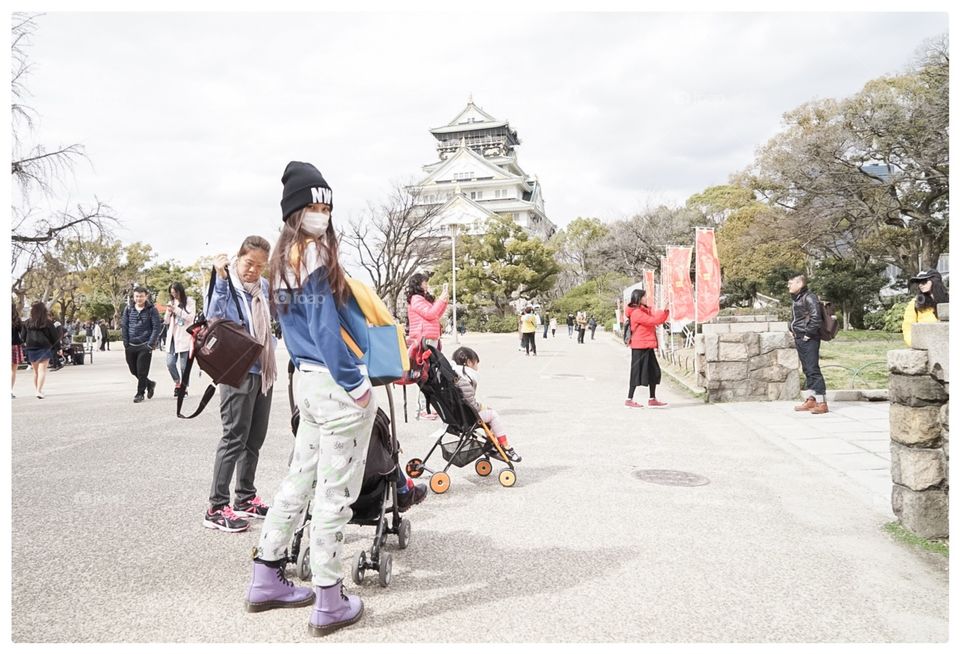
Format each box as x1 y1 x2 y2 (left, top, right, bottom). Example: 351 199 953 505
790 287 822 339
23 321 59 350
121 302 162 347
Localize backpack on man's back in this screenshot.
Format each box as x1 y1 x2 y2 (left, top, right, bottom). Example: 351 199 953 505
818 301 839 341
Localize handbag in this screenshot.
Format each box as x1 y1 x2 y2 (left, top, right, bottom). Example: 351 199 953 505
176 268 264 419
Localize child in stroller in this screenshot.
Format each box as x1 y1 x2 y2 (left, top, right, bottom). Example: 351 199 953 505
451 347 521 463
280 363 426 590
405 341 519 493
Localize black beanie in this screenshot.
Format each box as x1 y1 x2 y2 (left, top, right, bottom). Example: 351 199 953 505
280 161 333 221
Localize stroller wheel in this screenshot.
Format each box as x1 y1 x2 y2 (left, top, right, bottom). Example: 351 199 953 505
296 545 312 582
378 552 393 587
475 459 492 477
498 469 517 488
398 518 411 550
351 551 366 585
429 471 450 494
405 458 424 479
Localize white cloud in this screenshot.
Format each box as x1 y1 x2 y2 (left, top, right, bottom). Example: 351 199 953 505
16 11 947 270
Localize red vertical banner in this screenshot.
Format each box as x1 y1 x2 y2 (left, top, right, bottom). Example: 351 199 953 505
696 228 721 322
644 269 656 309
666 246 695 322
660 256 669 313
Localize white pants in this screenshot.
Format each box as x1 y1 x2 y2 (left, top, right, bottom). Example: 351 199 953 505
478 407 505 438
256 367 377 586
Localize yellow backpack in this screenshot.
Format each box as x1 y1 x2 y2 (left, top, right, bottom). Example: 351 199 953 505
340 277 410 386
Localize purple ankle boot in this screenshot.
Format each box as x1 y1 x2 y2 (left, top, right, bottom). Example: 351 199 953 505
308 579 364 637
245 561 315 613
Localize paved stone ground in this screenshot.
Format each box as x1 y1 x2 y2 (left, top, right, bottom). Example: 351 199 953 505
10 332 948 642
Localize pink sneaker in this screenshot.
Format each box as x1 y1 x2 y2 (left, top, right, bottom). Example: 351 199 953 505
647 399 669 408
624 400 643 408
417 410 439 421
234 496 270 518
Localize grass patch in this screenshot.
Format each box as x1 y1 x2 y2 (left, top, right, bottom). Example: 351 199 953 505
819 335 902 390
883 521 949 557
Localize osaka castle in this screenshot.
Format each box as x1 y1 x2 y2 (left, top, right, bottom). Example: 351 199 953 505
409 98 557 239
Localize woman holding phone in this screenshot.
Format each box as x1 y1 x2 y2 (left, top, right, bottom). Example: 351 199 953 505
406 272 449 420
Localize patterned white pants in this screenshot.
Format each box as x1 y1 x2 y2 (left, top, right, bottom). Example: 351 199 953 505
256 367 376 586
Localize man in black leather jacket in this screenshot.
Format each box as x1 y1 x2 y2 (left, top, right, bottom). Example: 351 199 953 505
788 274 828 414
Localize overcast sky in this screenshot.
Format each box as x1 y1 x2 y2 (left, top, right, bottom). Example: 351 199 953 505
14 11 948 272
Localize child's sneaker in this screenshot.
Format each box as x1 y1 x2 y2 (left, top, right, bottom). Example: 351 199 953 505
503 447 522 463
203 505 250 533
417 410 438 421
624 399 643 408
647 399 669 408
397 483 427 512
234 496 270 518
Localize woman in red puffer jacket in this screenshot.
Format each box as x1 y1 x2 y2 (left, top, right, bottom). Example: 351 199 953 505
625 288 670 409
406 272 449 419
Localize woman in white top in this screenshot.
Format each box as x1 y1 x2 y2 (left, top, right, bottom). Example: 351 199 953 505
163 281 196 396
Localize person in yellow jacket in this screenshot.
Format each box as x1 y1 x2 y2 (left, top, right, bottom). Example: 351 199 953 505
519 305 539 355
902 269 949 347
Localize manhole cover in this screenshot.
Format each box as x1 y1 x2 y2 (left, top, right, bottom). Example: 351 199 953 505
633 469 710 487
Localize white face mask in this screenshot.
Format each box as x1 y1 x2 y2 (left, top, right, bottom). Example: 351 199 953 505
300 210 330 236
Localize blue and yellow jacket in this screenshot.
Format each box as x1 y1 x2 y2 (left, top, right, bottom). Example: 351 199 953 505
274 242 371 400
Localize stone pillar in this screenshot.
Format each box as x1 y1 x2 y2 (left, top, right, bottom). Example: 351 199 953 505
887 305 949 540
695 315 800 403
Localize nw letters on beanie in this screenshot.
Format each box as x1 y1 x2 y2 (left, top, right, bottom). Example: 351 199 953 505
281 161 333 220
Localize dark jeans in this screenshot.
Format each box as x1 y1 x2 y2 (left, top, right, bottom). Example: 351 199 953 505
521 332 537 354
590 326 597 340
209 373 273 508
577 328 586 344
124 345 153 395
795 336 826 395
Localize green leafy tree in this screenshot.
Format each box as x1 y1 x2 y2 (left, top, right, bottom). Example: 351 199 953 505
811 257 888 330
431 215 560 320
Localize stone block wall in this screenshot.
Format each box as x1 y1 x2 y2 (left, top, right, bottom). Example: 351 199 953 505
696 317 800 403
887 309 949 540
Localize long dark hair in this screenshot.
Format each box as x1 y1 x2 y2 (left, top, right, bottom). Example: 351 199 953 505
28 301 49 328
406 272 434 305
269 207 348 312
915 273 949 316
628 289 646 308
168 281 188 306
12 303 21 329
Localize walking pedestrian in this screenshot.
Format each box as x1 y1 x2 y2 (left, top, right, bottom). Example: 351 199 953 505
588 315 598 340
120 286 162 403
550 315 557 337
788 273 828 414
162 281 196 397
566 312 574 337
245 161 374 636
203 235 277 533
624 289 670 408
520 306 538 355
12 304 26 399
406 271 448 420
901 269 949 347
576 311 588 344
98 320 111 351
541 311 549 339
22 302 59 399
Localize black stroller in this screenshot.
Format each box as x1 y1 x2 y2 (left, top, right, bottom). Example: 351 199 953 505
404 342 518 494
284 362 411 588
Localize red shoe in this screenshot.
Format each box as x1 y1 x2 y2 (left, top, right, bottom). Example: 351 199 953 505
648 399 669 408
624 400 643 408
